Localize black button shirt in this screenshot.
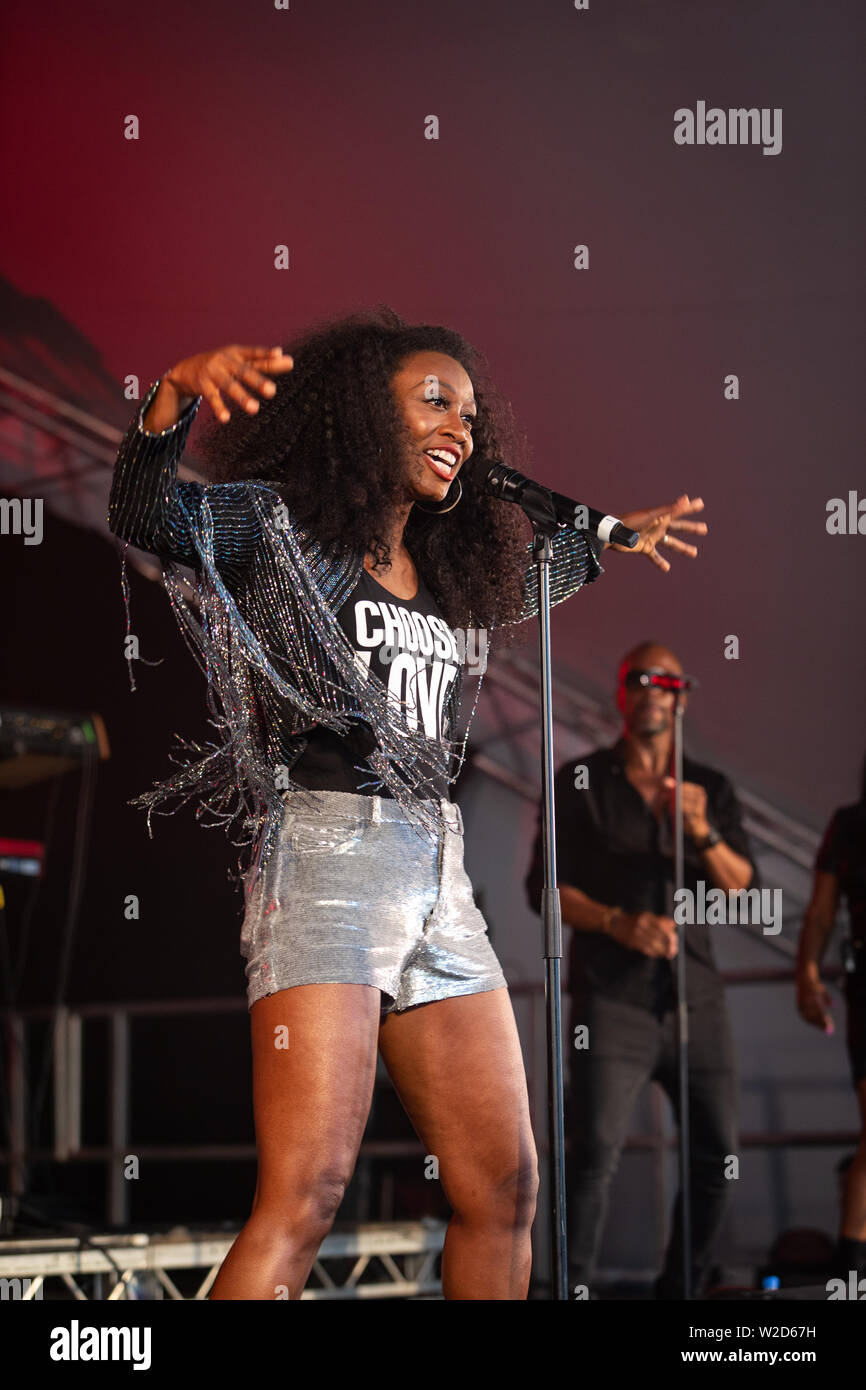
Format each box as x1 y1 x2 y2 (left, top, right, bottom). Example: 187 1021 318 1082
524 739 758 1012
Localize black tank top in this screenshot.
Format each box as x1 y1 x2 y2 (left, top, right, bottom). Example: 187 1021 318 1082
290 565 461 800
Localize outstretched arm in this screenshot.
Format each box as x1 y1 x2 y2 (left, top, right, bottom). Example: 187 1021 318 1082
507 494 707 626
107 346 294 581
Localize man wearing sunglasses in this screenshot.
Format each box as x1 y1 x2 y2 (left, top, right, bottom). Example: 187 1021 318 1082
525 640 756 1299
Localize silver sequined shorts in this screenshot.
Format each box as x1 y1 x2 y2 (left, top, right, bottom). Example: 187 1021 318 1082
240 790 507 1013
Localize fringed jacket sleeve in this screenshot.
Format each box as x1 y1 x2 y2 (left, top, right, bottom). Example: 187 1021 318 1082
107 377 262 585
440 530 604 751
510 528 605 625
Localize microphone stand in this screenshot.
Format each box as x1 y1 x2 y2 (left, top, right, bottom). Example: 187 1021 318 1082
490 460 639 1300
531 518 569 1300
668 692 693 1299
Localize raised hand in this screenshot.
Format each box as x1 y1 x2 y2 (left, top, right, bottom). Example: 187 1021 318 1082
612 494 707 573
164 344 295 425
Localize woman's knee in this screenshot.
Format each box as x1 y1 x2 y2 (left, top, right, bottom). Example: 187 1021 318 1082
449 1155 540 1230
256 1166 354 1245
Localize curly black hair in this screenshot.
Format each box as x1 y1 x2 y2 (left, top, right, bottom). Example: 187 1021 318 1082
198 305 533 642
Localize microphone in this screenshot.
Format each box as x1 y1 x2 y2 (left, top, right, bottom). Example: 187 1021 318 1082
470 459 640 548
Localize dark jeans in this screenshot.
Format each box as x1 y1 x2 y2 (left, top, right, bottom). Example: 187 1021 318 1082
567 988 737 1298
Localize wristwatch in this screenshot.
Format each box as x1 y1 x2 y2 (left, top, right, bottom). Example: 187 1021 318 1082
692 825 721 851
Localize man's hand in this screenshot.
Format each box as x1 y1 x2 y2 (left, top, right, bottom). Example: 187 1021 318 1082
796 973 834 1033
663 776 710 840
609 911 679 959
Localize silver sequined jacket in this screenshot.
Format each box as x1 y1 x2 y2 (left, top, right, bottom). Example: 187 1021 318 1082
107 377 604 874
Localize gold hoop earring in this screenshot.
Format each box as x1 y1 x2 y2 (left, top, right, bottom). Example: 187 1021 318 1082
414 476 463 514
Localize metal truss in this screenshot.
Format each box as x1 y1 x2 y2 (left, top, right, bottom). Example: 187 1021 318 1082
0 1219 446 1300
0 364 206 583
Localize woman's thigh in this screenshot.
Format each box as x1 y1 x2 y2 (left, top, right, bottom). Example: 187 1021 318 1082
377 987 537 1211
249 982 382 1207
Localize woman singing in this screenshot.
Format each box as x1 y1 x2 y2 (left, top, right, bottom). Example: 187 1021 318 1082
107 308 706 1299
